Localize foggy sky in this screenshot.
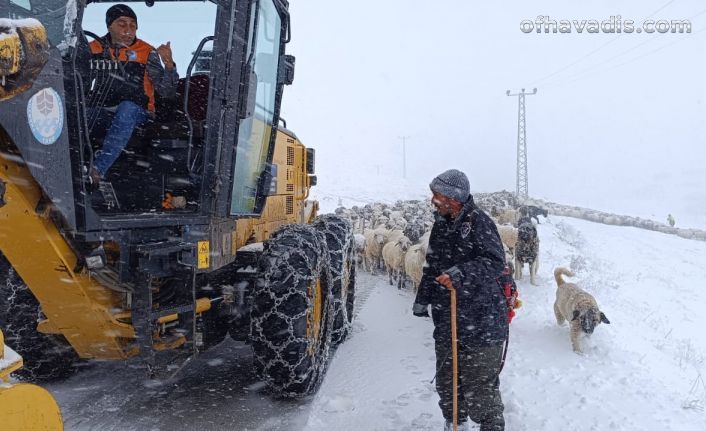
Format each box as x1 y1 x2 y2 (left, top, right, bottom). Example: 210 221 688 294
281 0 706 224
83 0 706 225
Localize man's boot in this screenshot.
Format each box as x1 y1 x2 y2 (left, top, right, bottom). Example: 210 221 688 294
479 414 505 431
443 420 470 431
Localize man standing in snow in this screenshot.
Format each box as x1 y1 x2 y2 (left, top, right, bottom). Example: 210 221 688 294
413 169 508 431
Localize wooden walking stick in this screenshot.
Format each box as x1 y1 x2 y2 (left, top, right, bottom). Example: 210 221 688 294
450 287 458 431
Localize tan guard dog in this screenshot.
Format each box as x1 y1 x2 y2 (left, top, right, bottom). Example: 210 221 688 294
553 267 610 353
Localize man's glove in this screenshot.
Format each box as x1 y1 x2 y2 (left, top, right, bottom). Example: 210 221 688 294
412 302 430 317
445 266 464 289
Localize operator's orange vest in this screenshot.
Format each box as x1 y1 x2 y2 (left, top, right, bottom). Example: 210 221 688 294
89 37 157 112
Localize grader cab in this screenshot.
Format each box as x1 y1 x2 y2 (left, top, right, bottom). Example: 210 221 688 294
0 0 355 398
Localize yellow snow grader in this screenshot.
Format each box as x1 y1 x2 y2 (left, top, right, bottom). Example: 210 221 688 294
0 0 355 405
1 329 64 430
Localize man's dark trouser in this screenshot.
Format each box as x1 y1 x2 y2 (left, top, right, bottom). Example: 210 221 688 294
435 341 505 430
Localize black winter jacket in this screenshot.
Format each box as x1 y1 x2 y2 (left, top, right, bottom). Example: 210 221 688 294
414 197 508 347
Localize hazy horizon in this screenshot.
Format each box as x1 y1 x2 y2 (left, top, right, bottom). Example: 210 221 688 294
82 0 706 227
281 0 705 227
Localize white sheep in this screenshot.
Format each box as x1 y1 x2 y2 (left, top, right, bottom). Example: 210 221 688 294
385 229 405 244
353 233 366 268
496 209 519 226
387 210 408 230
497 224 518 255
363 227 391 273
382 234 412 289
363 228 384 274
418 230 431 254
404 243 426 293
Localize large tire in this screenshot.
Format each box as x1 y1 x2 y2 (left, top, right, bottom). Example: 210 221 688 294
250 224 334 398
313 214 356 345
0 254 78 381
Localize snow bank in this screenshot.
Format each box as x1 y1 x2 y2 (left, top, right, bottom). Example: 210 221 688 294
524 197 706 242
304 215 706 430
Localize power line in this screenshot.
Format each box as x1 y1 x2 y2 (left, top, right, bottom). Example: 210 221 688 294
527 0 679 88
527 37 620 87
542 25 706 90
598 26 706 76
544 35 663 86
539 6 706 89
648 0 678 17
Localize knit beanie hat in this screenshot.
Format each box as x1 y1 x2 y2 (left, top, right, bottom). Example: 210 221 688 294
106 4 137 27
429 169 471 202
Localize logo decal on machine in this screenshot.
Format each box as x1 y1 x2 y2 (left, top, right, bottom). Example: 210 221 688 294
26 87 64 145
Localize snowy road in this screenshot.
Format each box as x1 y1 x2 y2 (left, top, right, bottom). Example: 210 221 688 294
50 215 706 430
50 339 308 430
48 271 382 430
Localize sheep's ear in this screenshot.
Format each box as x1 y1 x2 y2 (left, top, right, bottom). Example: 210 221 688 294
571 310 580 321
600 312 610 324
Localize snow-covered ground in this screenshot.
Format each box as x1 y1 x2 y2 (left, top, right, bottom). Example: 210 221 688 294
39 161 706 430
304 215 706 431
47 213 706 430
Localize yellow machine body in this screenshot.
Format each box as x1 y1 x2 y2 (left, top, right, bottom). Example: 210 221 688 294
0 8 323 400
234 128 318 248
0 18 50 102
1 330 63 430
0 126 316 361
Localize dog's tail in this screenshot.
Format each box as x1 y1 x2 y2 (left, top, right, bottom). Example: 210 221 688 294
554 267 575 287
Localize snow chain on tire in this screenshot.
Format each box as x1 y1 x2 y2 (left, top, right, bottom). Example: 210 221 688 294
0 253 78 381
313 214 356 345
250 224 335 398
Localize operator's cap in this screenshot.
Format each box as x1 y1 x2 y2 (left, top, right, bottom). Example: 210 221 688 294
106 4 137 27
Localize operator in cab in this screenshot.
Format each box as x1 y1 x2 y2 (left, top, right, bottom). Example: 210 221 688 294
86 4 178 186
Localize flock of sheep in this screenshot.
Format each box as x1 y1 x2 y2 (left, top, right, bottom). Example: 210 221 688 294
334 191 546 291
336 200 435 291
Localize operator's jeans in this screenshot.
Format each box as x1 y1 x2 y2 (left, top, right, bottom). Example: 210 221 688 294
90 101 149 177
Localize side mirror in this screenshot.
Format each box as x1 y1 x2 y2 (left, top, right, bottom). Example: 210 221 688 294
268 163 278 195
279 54 295 85
308 175 317 187
306 147 315 174
258 163 275 196
238 64 257 119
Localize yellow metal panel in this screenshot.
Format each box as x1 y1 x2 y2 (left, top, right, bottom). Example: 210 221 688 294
0 31 21 75
1 330 24 382
153 335 186 351
0 19 50 102
36 319 61 335
209 129 318 256
0 154 133 360
197 240 210 269
157 298 212 324
0 384 63 430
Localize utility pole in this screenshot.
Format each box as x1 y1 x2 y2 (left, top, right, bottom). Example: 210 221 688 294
506 88 537 200
398 135 410 179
